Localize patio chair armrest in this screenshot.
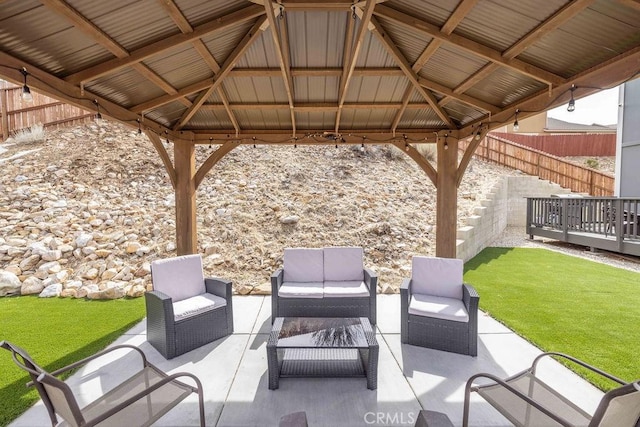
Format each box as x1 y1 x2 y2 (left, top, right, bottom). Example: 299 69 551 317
462 283 479 312
400 278 411 308
205 277 233 301
531 352 627 385
364 268 377 293
271 268 284 291
464 372 574 426
43 345 148 382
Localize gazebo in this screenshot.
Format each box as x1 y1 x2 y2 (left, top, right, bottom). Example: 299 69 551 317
1 0 638 258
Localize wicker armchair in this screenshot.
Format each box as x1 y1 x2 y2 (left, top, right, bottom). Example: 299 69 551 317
400 256 479 356
146 254 233 359
0 341 205 427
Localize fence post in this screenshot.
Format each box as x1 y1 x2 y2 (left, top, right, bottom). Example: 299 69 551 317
1 87 8 141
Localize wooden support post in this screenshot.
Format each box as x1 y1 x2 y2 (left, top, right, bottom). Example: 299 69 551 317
174 141 197 255
436 135 459 258
1 88 8 141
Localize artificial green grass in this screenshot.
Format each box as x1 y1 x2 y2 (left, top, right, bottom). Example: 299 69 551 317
464 247 640 391
0 296 145 427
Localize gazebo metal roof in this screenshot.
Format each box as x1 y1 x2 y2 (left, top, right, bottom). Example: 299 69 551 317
1 0 639 256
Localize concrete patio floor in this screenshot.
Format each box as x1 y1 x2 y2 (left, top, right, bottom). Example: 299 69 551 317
11 295 604 427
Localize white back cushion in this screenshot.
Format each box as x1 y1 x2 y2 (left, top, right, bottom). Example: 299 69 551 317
283 248 324 282
151 254 206 302
412 256 463 299
323 247 364 281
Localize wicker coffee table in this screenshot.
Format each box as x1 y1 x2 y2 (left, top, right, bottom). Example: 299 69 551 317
267 317 379 390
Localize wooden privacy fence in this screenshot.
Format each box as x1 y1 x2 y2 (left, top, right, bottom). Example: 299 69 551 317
0 81 92 140
491 132 616 156
461 134 614 196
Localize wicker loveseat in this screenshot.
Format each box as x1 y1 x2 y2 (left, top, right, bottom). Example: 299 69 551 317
271 247 377 325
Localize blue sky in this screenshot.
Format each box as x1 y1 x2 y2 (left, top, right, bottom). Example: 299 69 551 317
548 86 620 126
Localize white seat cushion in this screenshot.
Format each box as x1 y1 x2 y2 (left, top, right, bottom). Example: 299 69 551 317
323 247 364 281
151 254 206 302
283 248 324 282
278 281 324 298
408 293 469 323
172 293 227 322
412 256 463 299
323 280 369 298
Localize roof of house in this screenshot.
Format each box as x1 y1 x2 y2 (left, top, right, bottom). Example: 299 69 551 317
545 117 617 133
0 0 639 143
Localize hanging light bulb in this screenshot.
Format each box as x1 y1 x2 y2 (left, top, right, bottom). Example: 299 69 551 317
513 109 520 132
137 118 142 134
474 124 483 141
20 67 33 102
93 99 103 123
567 85 576 112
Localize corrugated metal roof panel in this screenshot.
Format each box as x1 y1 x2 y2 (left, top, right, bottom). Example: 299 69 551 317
234 28 282 68
339 109 396 130
442 101 486 126
419 43 488 89
380 18 432 65
345 76 409 103
144 44 212 89
398 108 443 129
288 11 346 68
223 76 288 104
201 20 261 67
236 109 292 130
173 0 253 28
520 1 640 77
143 101 186 128
387 0 459 27
465 67 546 107
68 0 178 52
0 3 114 76
454 0 566 52
294 76 339 103
85 68 167 108
295 111 337 130
355 31 397 68
187 109 234 130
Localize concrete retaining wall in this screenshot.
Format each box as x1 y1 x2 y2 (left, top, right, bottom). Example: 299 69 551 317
456 174 572 262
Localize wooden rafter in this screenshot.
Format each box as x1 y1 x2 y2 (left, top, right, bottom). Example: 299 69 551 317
172 17 267 130
159 0 241 135
335 0 375 133
374 4 565 86
392 0 478 133
199 101 433 111
335 10 355 133
418 76 499 114
264 2 296 135
40 0 190 107
370 16 455 128
458 45 640 139
445 0 594 103
65 4 265 85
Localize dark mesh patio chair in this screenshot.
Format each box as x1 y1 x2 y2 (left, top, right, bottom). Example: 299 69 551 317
146 254 233 359
0 341 205 427
400 256 479 356
463 352 640 427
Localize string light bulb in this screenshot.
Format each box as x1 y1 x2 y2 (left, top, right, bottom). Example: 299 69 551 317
513 109 520 132
20 67 33 102
137 118 142 134
93 99 102 123
474 124 483 141
567 85 576 112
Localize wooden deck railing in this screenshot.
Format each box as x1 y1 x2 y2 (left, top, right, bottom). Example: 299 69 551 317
462 134 615 196
526 197 640 256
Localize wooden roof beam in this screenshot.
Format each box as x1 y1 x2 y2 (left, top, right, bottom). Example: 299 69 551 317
392 0 478 133
160 0 240 135
335 0 376 133
264 2 296 136
66 4 265 85
173 17 267 130
374 4 565 86
370 16 455 128
229 67 404 77
199 101 433 111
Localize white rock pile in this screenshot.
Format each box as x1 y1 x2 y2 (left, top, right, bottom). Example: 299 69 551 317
0 121 516 299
